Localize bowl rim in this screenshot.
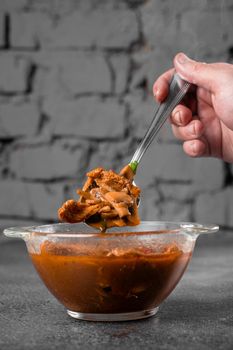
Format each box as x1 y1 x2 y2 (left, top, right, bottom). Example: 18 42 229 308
3 221 219 239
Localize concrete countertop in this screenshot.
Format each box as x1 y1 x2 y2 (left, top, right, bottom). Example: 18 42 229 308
0 228 233 350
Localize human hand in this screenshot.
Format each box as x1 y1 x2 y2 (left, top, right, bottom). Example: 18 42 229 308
153 53 233 163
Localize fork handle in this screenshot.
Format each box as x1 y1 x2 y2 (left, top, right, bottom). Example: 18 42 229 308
130 73 191 172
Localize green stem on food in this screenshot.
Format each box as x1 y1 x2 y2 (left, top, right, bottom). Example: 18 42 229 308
129 161 139 174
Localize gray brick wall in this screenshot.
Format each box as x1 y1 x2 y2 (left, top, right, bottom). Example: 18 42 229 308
0 0 233 228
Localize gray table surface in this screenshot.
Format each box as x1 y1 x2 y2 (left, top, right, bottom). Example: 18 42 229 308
0 227 233 350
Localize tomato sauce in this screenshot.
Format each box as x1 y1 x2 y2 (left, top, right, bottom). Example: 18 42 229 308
30 241 191 314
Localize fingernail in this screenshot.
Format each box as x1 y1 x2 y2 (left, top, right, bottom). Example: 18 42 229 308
174 111 182 124
190 141 197 153
188 123 196 136
177 53 190 65
154 87 160 96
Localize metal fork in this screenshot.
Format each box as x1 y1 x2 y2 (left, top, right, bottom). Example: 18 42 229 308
129 73 191 173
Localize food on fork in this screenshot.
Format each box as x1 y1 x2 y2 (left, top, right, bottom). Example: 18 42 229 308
58 166 141 231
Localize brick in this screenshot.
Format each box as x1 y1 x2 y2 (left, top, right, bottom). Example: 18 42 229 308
131 50 173 92
144 0 229 14
160 200 192 222
180 10 233 56
88 139 134 172
136 143 194 187
0 100 40 138
126 92 174 141
0 13 4 47
61 53 110 94
141 3 192 55
0 54 30 93
109 55 129 94
5 0 130 13
141 0 208 14
48 9 138 48
26 0 75 13
0 0 28 11
142 3 178 49
0 141 7 173
10 142 85 179
0 181 31 216
39 52 111 95
0 180 64 220
191 158 224 192
10 0 87 13
159 183 193 201
141 2 233 59
139 187 161 220
43 97 126 139
194 190 227 226
194 187 233 227
26 183 64 220
10 13 52 49
157 159 223 201
65 179 85 201
33 65 64 97
137 186 192 222
125 92 155 139
136 142 224 191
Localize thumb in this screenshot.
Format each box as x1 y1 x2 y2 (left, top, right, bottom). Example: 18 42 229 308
174 53 217 92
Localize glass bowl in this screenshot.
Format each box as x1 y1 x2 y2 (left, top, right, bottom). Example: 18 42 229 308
4 221 219 322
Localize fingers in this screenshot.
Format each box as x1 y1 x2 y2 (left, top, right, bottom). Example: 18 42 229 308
153 68 175 102
174 53 220 92
183 139 208 157
154 52 229 105
170 105 192 126
172 119 204 141
171 113 207 157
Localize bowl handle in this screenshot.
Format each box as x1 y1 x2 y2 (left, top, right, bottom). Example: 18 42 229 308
3 226 32 240
181 223 219 236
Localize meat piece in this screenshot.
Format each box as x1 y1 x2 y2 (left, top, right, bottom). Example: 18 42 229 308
125 200 140 226
76 190 94 200
90 188 108 202
58 166 141 231
99 206 111 213
104 192 133 218
100 210 119 219
87 167 103 178
58 200 103 223
82 177 94 192
104 191 133 204
94 170 130 192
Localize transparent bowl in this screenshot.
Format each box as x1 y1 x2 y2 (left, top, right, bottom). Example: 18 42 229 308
4 221 219 322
